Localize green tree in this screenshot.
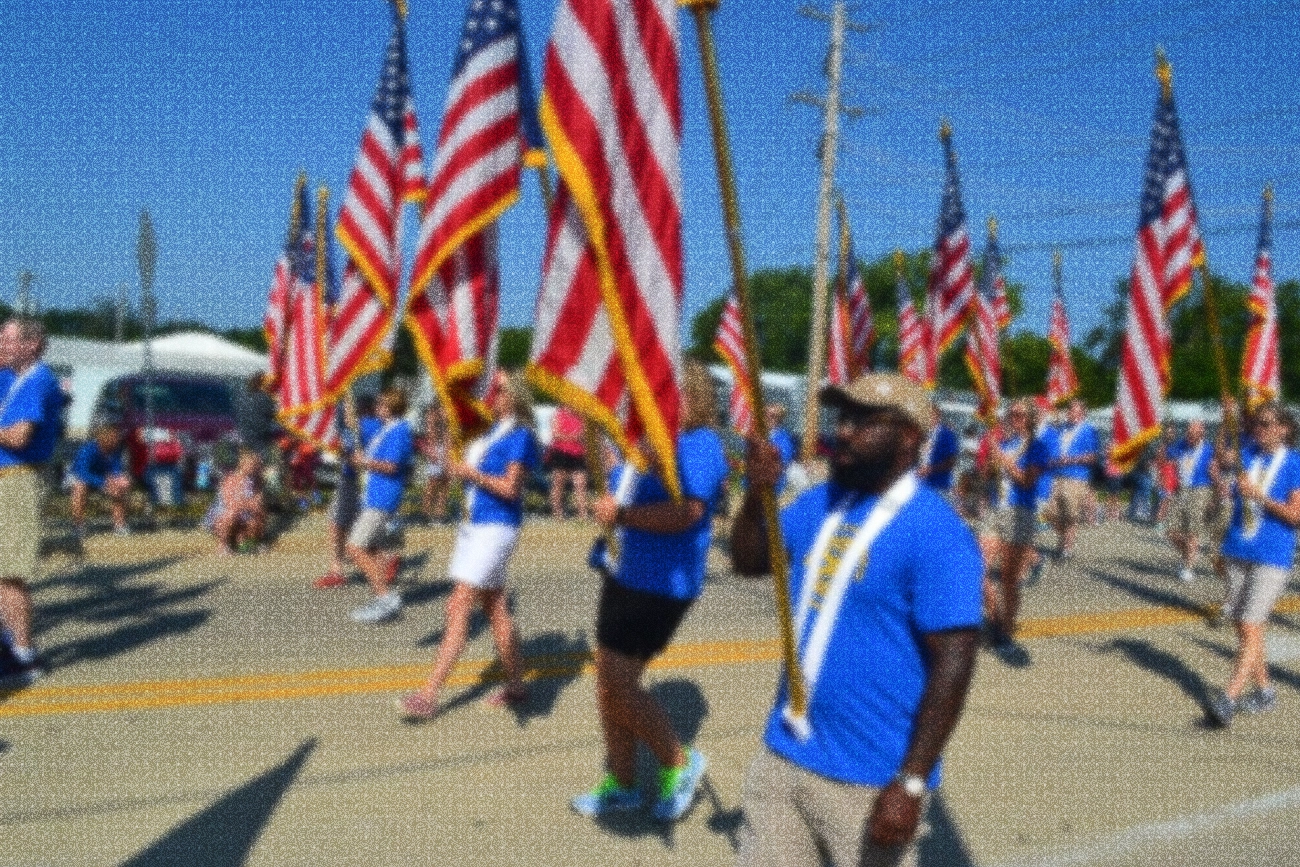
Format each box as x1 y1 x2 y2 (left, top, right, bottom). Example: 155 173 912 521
497 326 532 370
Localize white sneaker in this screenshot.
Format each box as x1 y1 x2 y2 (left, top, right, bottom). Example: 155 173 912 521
350 592 402 624
1179 567 1195 583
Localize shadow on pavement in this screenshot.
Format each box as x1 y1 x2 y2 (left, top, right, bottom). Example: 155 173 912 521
1101 636 1220 724
919 792 977 866
27 557 219 673
1087 569 1207 616
119 738 316 867
435 630 593 723
1188 634 1300 693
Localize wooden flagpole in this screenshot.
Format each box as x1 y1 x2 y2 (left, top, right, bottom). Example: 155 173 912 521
681 0 807 721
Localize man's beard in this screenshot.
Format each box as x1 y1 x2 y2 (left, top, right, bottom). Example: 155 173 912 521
830 454 895 492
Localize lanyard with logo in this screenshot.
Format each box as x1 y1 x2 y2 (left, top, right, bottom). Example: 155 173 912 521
783 472 918 741
1243 446 1287 540
463 419 516 515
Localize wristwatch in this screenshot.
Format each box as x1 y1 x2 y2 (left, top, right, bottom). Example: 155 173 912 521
897 774 926 798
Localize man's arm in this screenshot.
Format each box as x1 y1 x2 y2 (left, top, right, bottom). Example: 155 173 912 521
0 420 34 451
869 627 979 847
729 439 783 576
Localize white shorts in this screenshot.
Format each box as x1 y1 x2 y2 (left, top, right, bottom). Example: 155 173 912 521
448 522 520 590
1224 558 1291 625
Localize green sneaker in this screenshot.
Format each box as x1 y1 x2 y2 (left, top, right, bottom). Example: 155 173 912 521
653 748 707 822
571 773 644 818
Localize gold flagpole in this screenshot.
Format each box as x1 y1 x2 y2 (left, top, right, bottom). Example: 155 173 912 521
1157 49 1235 445
681 0 806 720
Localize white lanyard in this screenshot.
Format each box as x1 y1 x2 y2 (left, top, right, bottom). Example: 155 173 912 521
1179 441 1205 488
1058 422 1083 457
919 429 939 472
783 472 918 740
0 364 40 423
999 436 1027 508
1243 447 1287 539
463 419 515 514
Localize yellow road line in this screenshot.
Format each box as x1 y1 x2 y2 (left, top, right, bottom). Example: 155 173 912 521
4 599 1296 718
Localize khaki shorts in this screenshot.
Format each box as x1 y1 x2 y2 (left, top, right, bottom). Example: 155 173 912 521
1224 558 1291 625
1046 478 1092 525
1170 487 1214 539
738 748 925 867
346 508 403 552
993 506 1038 547
0 467 44 580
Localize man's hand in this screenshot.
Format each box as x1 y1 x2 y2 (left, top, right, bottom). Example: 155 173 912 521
868 781 923 848
592 494 618 527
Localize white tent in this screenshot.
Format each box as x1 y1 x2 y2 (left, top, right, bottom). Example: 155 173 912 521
47 332 268 438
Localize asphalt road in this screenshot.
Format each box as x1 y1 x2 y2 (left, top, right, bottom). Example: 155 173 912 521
3 514 1300 866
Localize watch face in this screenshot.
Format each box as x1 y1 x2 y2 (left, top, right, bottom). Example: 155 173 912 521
901 775 926 797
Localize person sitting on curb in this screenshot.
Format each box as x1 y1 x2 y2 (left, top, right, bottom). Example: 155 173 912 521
206 449 267 556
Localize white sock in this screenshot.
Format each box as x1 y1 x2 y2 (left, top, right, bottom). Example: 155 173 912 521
13 645 36 664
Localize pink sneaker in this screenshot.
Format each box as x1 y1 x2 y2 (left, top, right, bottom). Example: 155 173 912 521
396 692 439 722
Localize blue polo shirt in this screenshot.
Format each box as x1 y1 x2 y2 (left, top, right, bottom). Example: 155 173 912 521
467 425 541 527
1034 425 1060 504
1003 435 1051 510
0 363 64 470
362 419 413 513
764 480 983 788
611 427 729 601
1167 438 1213 489
1221 445 1300 569
340 415 383 484
1054 422 1099 482
72 440 125 488
923 424 961 491
771 426 797 496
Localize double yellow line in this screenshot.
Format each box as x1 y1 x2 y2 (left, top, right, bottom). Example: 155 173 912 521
4 599 1296 718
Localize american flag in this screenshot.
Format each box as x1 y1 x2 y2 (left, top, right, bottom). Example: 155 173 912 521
828 226 873 386
827 286 851 387
846 238 875 376
263 174 308 388
277 187 339 450
1112 54 1204 467
963 218 1003 421
527 0 684 496
1046 248 1079 407
895 250 934 388
927 122 975 359
407 0 539 443
329 13 425 400
713 289 754 436
1242 186 1279 408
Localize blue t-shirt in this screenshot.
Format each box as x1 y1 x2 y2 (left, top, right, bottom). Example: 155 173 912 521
1054 422 1099 482
923 424 961 491
72 440 125 488
1002 434 1051 510
1034 425 1060 504
0 363 64 470
771 427 797 496
612 427 729 601
362 419 413 512
1166 438 1213 489
341 415 384 484
1221 445 1300 569
763 480 983 788
467 425 541 527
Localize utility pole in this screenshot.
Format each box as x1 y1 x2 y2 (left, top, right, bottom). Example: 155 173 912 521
115 281 128 343
792 2 869 461
15 270 35 317
137 209 158 498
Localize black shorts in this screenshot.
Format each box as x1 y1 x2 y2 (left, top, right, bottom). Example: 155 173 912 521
595 573 693 661
547 450 587 472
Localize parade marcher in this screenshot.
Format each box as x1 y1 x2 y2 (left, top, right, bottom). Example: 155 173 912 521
1154 428 1179 529
315 397 383 589
205 448 267 556
397 372 540 719
1166 419 1215 583
765 404 799 497
1207 402 1300 726
987 398 1050 664
916 400 959 498
70 421 132 539
570 361 729 823
730 372 982 867
546 404 589 520
346 387 414 624
417 404 450 524
1045 398 1099 560
0 318 64 686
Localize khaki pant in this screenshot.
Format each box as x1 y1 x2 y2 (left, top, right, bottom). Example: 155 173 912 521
737 748 925 867
1047 478 1092 525
1170 486 1214 539
0 467 43 580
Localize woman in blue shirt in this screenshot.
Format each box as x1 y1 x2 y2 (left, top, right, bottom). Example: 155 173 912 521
398 372 540 720
1207 402 1300 726
571 362 729 823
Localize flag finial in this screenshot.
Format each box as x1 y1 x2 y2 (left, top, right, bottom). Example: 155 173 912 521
1053 247 1062 272
987 215 998 239
1264 184 1274 204
893 248 905 276
938 119 952 143
288 172 307 247
1154 47 1172 100
391 0 407 20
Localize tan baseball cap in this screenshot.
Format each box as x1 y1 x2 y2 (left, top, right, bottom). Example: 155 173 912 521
820 373 936 433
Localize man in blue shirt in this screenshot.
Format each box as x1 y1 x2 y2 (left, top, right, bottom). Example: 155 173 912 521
0 319 64 687
916 400 960 496
1165 419 1216 583
1046 399 1099 560
70 422 132 539
731 372 982 866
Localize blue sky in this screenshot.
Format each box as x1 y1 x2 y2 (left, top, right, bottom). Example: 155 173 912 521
2 0 1297 350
